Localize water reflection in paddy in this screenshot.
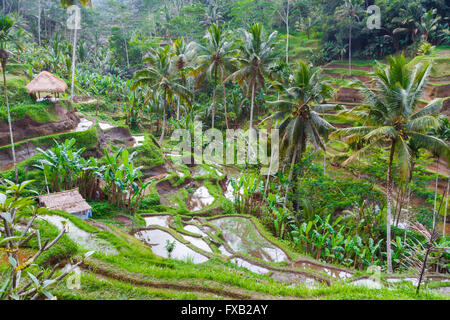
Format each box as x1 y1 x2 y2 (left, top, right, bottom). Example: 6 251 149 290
184 224 207 237
187 186 215 211
181 234 212 253
210 217 289 263
135 229 209 264
292 261 352 279
144 215 171 228
231 258 270 275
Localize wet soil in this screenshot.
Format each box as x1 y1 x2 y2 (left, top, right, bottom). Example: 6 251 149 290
102 127 136 148
156 179 194 197
335 87 364 103
114 215 134 228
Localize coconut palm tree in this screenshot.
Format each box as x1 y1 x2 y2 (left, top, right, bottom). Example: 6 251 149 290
133 46 191 144
332 55 449 273
335 0 362 76
297 16 316 40
426 118 450 229
227 23 277 158
0 14 26 183
418 9 441 43
171 37 196 121
59 0 92 101
193 23 236 129
268 61 337 207
201 3 224 27
37 0 41 46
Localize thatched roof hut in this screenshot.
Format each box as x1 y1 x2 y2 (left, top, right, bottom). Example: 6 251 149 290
37 189 92 220
25 71 68 101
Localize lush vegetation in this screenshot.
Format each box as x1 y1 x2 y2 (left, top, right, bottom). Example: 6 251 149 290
0 0 449 301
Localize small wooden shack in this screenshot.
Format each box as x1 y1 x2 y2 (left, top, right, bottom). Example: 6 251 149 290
25 71 68 101
37 189 92 220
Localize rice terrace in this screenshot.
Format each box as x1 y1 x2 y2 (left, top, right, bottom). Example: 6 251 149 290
0 0 449 309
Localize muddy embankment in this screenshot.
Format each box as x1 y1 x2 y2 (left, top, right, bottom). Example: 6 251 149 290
335 87 365 104
0 124 136 171
0 104 80 146
427 84 450 116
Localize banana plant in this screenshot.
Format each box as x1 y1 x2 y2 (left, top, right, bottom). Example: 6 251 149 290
271 207 291 239
230 173 262 214
102 148 149 216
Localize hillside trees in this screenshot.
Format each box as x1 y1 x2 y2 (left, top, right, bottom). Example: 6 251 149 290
332 55 449 273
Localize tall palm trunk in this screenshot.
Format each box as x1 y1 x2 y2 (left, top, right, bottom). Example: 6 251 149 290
264 150 273 196
348 18 352 76
38 0 41 46
285 0 290 64
386 141 395 273
124 37 130 68
247 82 256 162
221 68 228 129
433 156 440 229
159 88 167 144
70 26 78 102
1 54 18 183
212 68 217 128
443 178 449 237
284 144 299 208
177 74 186 121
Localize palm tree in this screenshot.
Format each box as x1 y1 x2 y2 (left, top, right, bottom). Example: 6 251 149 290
426 118 450 229
59 0 92 102
419 9 441 43
275 0 293 64
297 16 315 40
227 23 277 158
194 23 236 129
201 3 224 27
0 14 26 183
37 0 41 46
335 0 361 76
268 61 337 207
133 46 191 144
332 55 449 273
171 37 196 121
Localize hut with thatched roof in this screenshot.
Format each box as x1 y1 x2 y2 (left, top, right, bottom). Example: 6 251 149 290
25 71 68 101
37 189 92 220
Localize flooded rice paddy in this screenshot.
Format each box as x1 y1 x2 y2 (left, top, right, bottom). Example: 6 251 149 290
40 215 118 255
210 217 289 263
134 229 209 264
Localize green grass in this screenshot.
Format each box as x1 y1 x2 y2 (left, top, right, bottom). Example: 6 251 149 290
3 200 446 300
0 75 35 106
0 127 100 191
134 134 165 169
0 101 61 123
409 54 450 78
322 67 370 77
51 272 208 300
0 125 99 152
326 60 377 67
276 33 321 62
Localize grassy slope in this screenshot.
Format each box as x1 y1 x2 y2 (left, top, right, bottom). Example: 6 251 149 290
31 212 449 300
0 64 68 123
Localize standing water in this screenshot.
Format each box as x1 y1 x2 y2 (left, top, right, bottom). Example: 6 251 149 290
210 217 289 263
